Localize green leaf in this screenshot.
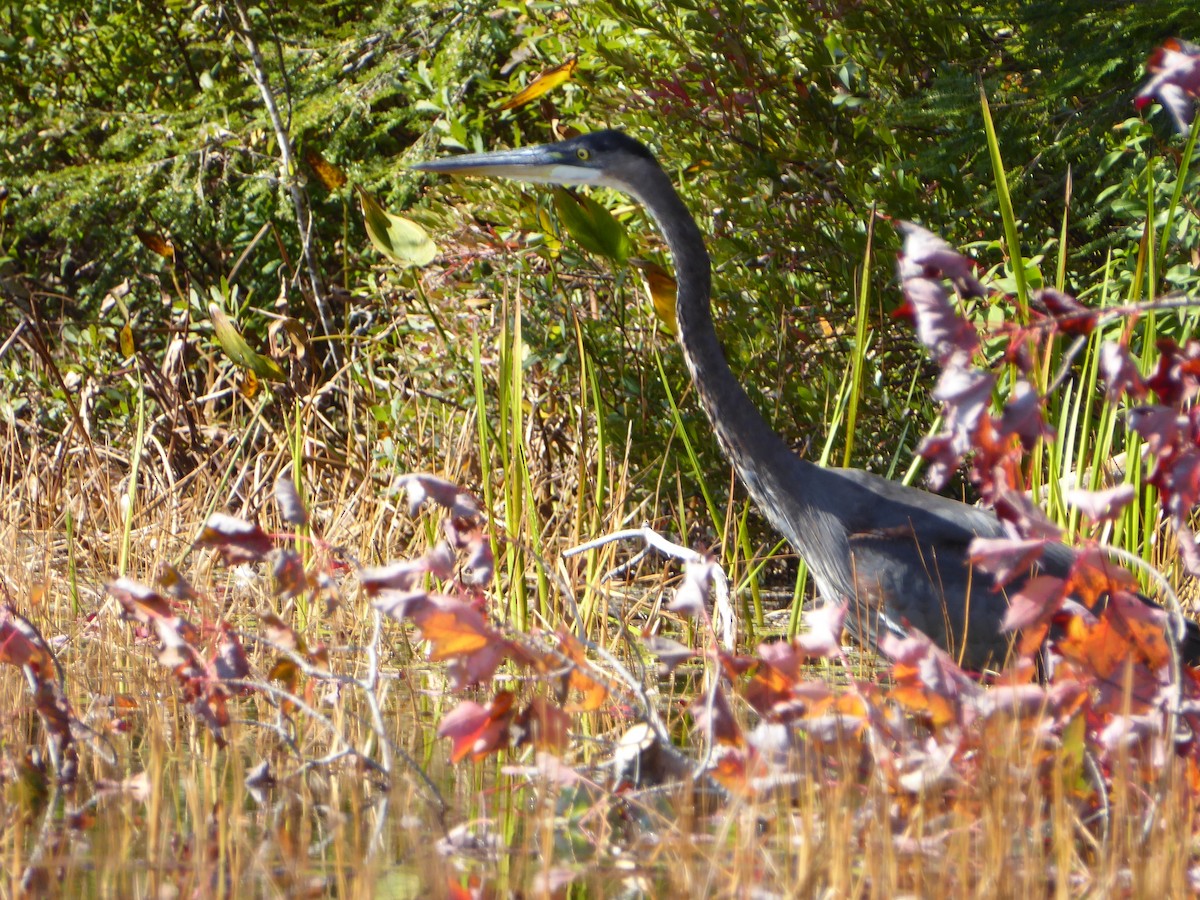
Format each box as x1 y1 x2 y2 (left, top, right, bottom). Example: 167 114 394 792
552 187 631 264
358 187 437 267
209 303 286 382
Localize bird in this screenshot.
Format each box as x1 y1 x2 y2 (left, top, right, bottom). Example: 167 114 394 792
415 129 1200 671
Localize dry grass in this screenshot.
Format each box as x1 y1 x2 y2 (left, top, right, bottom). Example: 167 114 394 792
0 256 1198 899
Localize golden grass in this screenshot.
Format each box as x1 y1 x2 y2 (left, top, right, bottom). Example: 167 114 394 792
0 261 1198 898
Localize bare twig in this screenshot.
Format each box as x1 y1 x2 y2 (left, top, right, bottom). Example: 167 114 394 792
227 0 339 368
565 525 737 649
234 631 448 822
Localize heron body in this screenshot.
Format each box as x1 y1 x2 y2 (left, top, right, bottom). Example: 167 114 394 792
416 130 1195 670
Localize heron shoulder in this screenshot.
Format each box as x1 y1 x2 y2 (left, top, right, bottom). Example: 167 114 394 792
828 465 1006 542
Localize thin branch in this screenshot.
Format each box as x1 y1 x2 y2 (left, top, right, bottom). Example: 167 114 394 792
228 0 339 368
565 525 737 649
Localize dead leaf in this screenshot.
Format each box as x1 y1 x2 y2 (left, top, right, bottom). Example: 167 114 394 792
500 57 578 111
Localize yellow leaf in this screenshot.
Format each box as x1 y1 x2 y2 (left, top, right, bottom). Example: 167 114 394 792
500 57 578 111
537 208 563 255
119 321 135 358
357 187 437 267
631 258 677 334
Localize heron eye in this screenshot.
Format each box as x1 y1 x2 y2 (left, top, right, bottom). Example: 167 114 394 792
576 148 590 161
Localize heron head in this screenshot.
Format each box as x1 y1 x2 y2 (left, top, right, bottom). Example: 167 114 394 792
412 129 658 192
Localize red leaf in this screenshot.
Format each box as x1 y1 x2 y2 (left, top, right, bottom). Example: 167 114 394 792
1127 405 1185 453
918 367 995 488
1002 574 1066 634
1135 38 1200 135
399 473 482 521
372 589 431 621
155 563 203 602
793 600 848 659
260 610 305 653
0 604 53 674
996 380 1052 450
1031 288 1095 335
969 536 1048 586
360 560 429 594
461 531 494 587
438 692 517 762
213 625 251 683
1100 343 1146 401
445 639 509 691
514 698 570 752
896 221 987 298
272 548 308 600
197 513 273 564
642 634 697 674
425 542 457 580
1064 484 1136 522
691 685 743 746
990 488 1064 542
108 578 200 645
933 367 994 432
915 433 961 491
191 691 229 747
1146 338 1200 405
899 276 980 364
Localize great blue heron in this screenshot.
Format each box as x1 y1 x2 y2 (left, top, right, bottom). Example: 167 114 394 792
415 129 1200 670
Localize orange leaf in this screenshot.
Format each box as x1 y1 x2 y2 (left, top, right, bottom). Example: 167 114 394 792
303 147 347 190
891 684 957 727
500 57 578 111
709 748 756 794
556 630 609 712
1057 616 1129 678
413 599 493 660
1068 547 1138 609
134 228 174 259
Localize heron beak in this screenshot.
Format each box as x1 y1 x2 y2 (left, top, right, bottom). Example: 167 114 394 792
412 144 595 186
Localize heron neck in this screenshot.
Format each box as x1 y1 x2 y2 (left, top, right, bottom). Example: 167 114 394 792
631 168 834 547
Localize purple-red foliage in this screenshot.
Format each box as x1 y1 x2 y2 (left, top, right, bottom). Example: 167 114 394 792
1135 38 1200 135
